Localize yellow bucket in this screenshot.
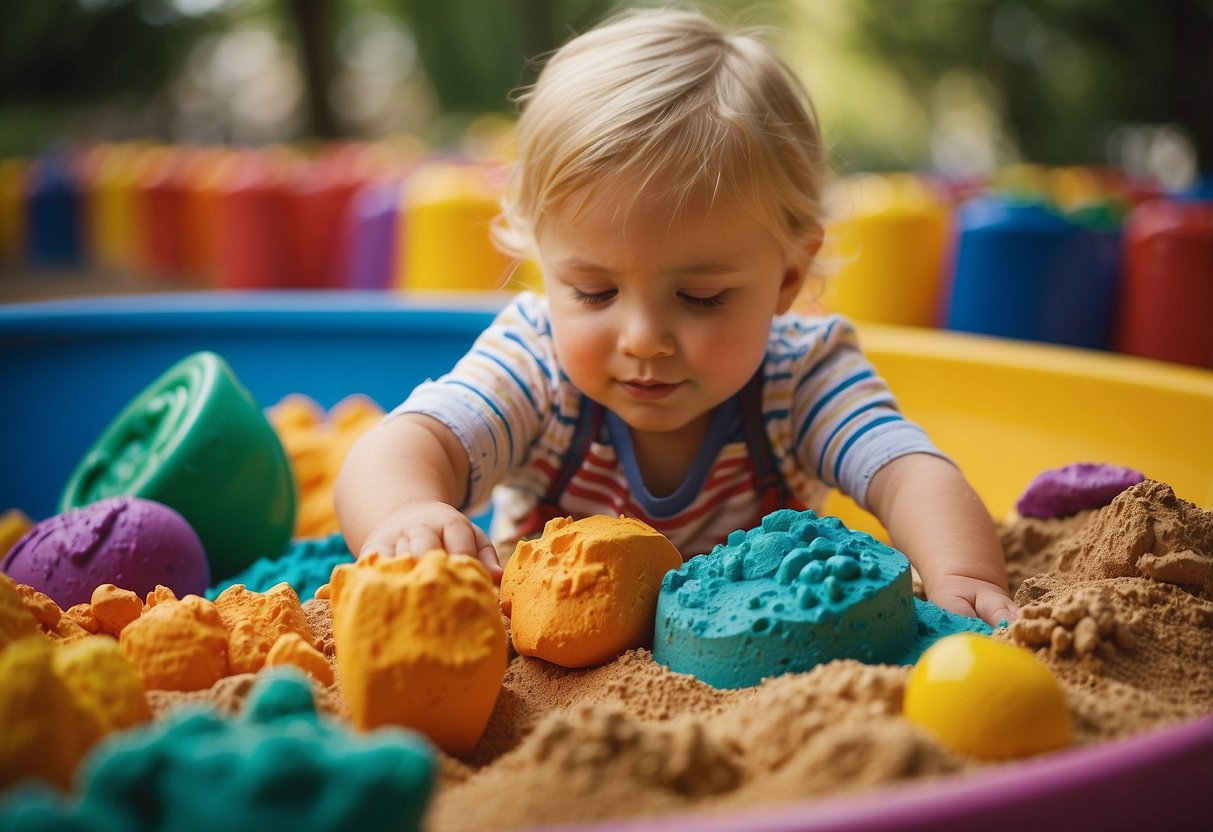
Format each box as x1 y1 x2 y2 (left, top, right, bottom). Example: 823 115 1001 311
818 173 952 327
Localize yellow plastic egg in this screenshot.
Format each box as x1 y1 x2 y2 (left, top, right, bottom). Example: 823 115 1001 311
903 632 1072 759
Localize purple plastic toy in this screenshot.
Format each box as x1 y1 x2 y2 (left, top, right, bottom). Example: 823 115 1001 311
1015 462 1146 519
1 496 210 609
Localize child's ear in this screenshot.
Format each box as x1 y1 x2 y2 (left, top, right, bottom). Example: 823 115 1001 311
776 265 807 314
775 236 821 314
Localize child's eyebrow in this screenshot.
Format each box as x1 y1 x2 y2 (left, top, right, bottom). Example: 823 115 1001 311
557 258 613 274
555 258 738 276
676 261 738 275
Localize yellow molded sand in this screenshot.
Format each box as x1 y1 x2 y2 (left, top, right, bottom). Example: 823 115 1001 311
329 550 506 755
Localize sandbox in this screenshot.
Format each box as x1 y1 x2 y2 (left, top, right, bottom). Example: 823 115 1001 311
1 291 1211 830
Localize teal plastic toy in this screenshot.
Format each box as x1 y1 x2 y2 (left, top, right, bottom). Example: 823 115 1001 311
60 351 296 580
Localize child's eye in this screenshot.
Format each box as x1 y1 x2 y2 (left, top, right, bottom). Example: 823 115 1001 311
681 292 727 309
573 288 616 305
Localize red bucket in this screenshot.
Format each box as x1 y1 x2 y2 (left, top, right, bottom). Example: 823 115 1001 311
1116 197 1213 368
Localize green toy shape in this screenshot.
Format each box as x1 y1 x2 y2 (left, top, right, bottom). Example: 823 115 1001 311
60 351 296 581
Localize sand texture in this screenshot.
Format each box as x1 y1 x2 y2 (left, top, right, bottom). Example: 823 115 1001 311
151 480 1213 831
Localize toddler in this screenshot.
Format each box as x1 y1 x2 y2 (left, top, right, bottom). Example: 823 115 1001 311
335 7 1017 626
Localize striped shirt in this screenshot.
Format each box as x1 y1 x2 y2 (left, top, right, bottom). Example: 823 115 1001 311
396 292 945 559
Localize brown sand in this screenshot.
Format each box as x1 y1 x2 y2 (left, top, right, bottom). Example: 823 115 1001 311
155 480 1213 831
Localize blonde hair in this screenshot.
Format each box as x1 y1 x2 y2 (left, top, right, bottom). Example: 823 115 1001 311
493 6 829 270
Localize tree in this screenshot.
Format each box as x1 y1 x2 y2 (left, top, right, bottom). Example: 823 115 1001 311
850 0 1213 170
384 0 790 121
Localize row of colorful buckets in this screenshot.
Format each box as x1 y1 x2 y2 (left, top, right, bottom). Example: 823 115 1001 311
1 144 1210 369
819 168 1213 369
0 141 532 294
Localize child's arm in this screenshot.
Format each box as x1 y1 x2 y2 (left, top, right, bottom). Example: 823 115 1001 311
866 453 1016 627
333 413 502 581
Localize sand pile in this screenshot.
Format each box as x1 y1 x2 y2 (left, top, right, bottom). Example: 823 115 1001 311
79 480 1213 831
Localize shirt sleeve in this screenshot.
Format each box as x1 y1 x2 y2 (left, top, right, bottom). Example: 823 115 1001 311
390 292 559 511
786 314 950 509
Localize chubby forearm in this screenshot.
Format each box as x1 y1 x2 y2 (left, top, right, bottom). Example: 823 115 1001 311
866 453 1015 624
333 413 470 554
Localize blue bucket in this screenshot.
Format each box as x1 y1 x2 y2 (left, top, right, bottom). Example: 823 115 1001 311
944 196 1121 349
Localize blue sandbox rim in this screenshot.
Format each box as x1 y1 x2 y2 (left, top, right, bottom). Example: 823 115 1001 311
0 290 509 522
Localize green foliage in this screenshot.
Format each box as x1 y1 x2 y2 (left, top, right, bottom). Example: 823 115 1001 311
384 0 615 117
0 0 220 105
385 0 788 119
849 0 1213 167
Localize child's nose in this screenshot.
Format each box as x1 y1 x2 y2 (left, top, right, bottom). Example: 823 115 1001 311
618 306 674 359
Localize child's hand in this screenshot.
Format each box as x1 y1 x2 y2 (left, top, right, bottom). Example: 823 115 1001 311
927 573 1018 629
360 502 502 583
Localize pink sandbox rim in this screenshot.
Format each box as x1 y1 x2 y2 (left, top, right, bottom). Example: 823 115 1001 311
528 714 1213 832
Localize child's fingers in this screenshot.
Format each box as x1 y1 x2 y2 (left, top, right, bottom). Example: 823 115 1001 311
401 528 443 558
359 533 394 559
439 519 480 559
936 595 978 621
472 526 502 583
977 594 1018 628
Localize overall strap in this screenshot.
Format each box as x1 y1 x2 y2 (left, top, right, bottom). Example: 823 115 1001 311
541 392 604 505
516 392 604 540
740 367 799 515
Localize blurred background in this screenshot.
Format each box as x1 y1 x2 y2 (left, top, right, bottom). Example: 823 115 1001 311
1 0 1211 367
2 0 1208 178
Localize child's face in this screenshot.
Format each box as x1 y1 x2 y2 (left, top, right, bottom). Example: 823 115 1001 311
538 179 805 438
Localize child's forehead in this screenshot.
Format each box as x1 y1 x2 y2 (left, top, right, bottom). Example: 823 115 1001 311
538 177 779 267
549 170 751 229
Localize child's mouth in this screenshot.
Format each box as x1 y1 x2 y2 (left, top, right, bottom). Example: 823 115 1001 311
619 380 680 400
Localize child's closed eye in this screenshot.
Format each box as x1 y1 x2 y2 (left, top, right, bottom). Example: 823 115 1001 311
572 287 617 305
680 291 728 309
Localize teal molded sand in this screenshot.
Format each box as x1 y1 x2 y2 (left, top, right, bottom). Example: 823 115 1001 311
653 509 991 689
0 671 436 832
207 533 355 602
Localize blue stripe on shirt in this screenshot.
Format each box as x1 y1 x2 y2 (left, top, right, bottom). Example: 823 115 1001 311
450 379 514 465
796 369 875 447
833 414 904 483
471 347 538 412
816 400 887 479
515 302 540 331
503 330 549 374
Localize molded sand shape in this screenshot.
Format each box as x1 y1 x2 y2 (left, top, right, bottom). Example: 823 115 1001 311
500 515 683 668
329 550 506 756
654 509 989 689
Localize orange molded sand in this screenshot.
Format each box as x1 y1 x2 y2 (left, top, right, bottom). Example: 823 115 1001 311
500 515 683 668
213 582 315 675
0 573 41 649
329 550 506 755
14 583 61 630
119 595 229 691
269 393 384 538
265 631 334 686
90 584 143 636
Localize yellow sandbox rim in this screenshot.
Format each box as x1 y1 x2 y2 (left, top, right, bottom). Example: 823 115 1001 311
823 325 1213 539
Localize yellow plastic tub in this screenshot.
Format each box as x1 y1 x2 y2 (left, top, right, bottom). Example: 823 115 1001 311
825 324 1213 537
